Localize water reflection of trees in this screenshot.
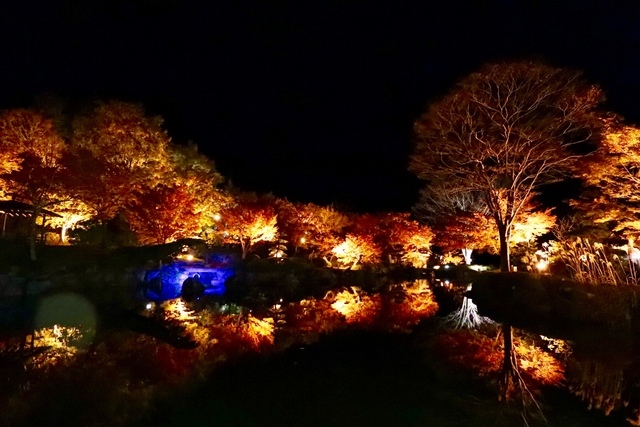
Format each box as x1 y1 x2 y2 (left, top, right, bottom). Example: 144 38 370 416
568 359 625 415
564 348 640 424
442 294 494 330
438 276 640 423
432 281 564 423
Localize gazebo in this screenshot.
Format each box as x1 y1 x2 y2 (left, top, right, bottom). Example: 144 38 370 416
0 200 61 237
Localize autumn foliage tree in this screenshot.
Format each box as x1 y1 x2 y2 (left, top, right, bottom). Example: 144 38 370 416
68 101 171 222
410 61 603 273
410 60 602 401
126 184 201 245
221 195 278 259
573 120 640 240
432 199 555 265
351 212 434 267
434 211 497 264
330 233 381 269
416 190 491 264
295 203 351 259
0 109 68 259
166 142 227 234
268 198 309 253
47 198 93 244
380 213 434 267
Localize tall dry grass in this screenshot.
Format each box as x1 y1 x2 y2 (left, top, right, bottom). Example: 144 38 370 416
551 237 639 286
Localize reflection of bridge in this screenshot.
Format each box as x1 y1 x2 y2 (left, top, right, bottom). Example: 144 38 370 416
142 260 233 301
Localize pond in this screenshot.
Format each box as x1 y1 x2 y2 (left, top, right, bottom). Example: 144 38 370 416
138 326 624 427
1 274 638 426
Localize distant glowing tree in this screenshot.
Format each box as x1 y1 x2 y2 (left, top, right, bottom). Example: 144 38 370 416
353 212 434 267
433 200 555 265
401 224 435 268
126 184 201 245
270 198 315 253
0 109 68 259
331 233 381 269
47 197 93 244
222 195 278 259
416 189 491 264
435 212 497 264
304 204 351 259
166 142 227 234
68 100 171 221
388 215 435 268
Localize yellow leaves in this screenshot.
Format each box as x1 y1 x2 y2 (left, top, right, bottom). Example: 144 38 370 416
329 287 370 322
163 299 197 323
0 110 66 167
331 234 380 269
247 214 278 245
222 196 279 252
245 315 275 346
26 325 83 371
576 122 640 235
515 339 565 386
510 208 556 244
432 329 565 389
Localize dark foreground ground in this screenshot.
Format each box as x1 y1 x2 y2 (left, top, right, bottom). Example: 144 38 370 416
136 326 624 427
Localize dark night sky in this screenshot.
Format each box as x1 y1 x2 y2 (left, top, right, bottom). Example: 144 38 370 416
2 1 640 212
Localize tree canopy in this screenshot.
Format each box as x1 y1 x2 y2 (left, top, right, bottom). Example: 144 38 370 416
573 120 640 238
410 60 604 271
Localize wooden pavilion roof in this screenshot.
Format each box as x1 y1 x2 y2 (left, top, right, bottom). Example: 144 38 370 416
0 200 61 218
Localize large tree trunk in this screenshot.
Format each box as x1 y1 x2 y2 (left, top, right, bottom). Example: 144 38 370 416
61 223 69 244
241 239 249 259
500 323 518 401
461 248 472 265
496 221 518 401
497 222 511 273
28 207 42 261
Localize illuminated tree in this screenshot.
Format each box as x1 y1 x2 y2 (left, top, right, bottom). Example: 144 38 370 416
270 200 352 259
352 212 434 267
221 195 278 259
269 198 314 254
126 184 201 245
166 142 227 235
303 204 351 259
0 109 68 259
433 199 555 265
47 197 93 244
383 213 435 268
573 121 640 239
416 189 491 264
410 61 602 401
511 207 556 245
401 223 435 268
410 61 603 272
434 211 497 264
331 233 381 269
68 101 171 221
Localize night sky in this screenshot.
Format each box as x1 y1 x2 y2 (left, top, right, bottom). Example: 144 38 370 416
2 1 640 213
